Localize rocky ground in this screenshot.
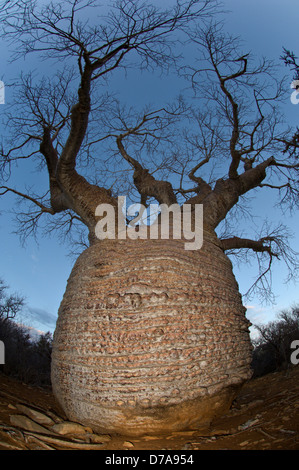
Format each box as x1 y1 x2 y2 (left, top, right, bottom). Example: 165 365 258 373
0 366 298 450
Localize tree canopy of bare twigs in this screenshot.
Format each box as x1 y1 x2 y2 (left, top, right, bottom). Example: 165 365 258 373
0 278 24 321
0 1 298 301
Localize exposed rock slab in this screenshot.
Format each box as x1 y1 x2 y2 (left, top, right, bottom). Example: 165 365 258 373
51 421 92 435
16 404 55 427
10 414 55 435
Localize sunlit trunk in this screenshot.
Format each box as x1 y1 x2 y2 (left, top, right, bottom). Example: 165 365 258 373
51 229 252 436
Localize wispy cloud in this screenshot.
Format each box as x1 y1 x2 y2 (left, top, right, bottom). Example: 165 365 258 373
18 306 58 333
31 253 39 263
244 304 277 340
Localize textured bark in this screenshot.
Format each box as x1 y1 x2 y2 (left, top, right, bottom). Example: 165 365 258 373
51 230 252 436
187 157 275 229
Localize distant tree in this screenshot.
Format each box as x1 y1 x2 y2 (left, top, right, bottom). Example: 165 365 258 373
0 277 52 387
0 316 53 387
281 47 299 80
251 305 299 377
281 47 299 153
29 331 53 387
0 278 25 321
0 316 31 379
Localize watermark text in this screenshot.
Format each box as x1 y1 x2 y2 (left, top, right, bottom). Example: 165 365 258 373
0 81 4 105
95 197 203 250
0 341 4 365
290 340 299 365
290 80 299 105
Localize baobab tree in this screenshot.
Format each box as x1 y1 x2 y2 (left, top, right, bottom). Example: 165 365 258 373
0 1 298 435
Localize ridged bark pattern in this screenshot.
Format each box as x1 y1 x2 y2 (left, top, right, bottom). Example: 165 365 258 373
51 230 252 436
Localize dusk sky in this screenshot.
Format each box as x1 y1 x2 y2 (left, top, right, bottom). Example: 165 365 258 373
0 0 298 337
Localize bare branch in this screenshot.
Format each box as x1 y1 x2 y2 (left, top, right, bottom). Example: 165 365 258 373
116 134 177 205
0 186 55 214
222 223 299 303
0 279 25 322
220 235 279 258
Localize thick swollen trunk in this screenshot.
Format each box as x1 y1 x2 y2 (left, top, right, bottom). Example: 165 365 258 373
51 229 252 436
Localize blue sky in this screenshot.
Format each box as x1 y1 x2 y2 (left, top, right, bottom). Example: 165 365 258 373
220 0 299 332
0 0 298 337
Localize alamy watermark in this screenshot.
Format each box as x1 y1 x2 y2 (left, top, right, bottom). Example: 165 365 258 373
290 340 299 365
0 341 4 365
290 80 299 104
95 196 203 250
0 80 4 105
